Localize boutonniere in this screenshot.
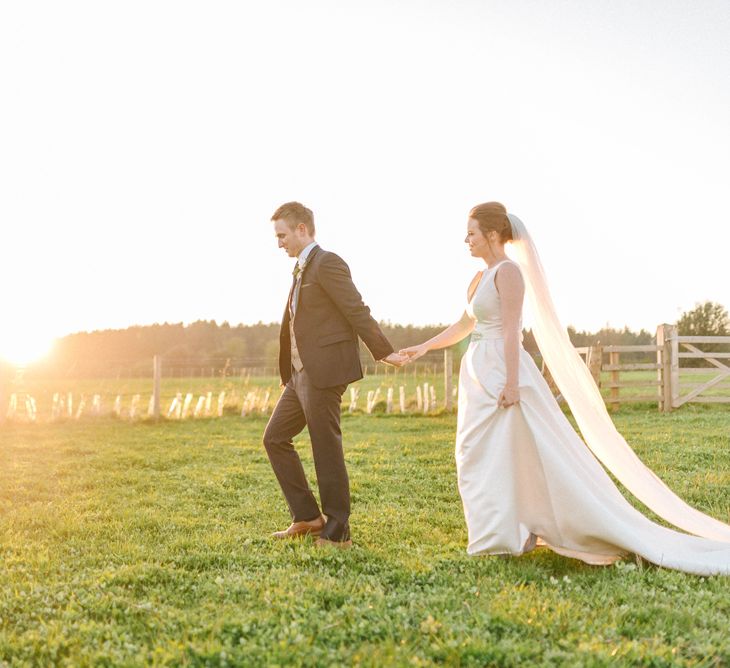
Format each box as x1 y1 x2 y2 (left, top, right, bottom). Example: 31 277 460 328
294 259 309 280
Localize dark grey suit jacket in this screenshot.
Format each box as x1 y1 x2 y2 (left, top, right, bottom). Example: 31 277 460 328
279 246 394 388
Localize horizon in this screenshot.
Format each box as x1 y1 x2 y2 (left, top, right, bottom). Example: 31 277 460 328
1 315 668 375
45 315 666 338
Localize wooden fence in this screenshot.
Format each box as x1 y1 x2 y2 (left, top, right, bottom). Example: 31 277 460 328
662 329 730 410
574 325 730 412
3 328 729 423
573 343 663 410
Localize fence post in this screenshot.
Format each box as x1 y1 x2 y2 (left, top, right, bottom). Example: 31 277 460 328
152 355 162 419
444 349 454 411
587 345 602 387
348 387 359 413
609 350 620 410
668 324 679 409
541 361 560 397
657 324 669 412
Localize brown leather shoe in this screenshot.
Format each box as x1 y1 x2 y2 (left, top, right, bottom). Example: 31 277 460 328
314 519 352 549
271 515 326 539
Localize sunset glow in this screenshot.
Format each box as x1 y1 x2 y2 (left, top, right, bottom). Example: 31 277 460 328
0 332 54 366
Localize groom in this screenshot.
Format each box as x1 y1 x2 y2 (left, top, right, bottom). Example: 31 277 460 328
263 202 405 548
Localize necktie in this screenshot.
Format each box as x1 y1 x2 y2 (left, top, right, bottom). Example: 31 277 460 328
289 262 304 371
290 262 304 315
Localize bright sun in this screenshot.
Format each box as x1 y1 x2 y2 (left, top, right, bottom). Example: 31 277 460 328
0 333 55 366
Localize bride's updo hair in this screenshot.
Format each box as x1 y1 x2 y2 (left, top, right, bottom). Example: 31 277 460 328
469 202 513 243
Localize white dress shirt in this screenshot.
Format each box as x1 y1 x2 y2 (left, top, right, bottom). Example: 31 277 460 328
297 241 318 269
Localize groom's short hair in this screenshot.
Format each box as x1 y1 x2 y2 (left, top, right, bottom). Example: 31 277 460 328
271 202 315 236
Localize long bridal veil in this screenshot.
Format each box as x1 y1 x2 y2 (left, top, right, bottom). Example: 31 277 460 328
507 213 730 542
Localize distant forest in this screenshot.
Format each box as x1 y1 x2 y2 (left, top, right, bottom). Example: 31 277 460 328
20 320 654 379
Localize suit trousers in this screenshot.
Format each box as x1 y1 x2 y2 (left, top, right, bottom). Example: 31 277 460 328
263 368 349 524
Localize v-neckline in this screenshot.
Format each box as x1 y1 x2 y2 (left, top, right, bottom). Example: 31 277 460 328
469 260 509 304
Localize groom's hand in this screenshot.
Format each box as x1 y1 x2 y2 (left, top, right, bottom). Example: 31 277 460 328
381 352 408 367
399 344 428 362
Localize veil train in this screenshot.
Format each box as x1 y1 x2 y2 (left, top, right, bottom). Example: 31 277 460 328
507 214 730 542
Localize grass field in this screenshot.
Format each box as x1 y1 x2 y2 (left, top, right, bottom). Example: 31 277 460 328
2 404 730 666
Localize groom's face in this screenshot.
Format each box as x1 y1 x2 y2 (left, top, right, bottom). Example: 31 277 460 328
273 219 307 258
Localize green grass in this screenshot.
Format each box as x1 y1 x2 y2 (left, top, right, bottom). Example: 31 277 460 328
1 407 730 666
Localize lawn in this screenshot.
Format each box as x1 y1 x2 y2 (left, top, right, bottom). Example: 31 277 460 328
1 407 730 666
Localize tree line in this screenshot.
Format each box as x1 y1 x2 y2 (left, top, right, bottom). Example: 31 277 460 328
16 301 729 379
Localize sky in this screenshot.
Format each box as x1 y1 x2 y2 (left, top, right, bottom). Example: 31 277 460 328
2 1 729 363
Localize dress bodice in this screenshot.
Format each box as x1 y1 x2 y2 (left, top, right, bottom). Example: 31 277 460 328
466 260 522 340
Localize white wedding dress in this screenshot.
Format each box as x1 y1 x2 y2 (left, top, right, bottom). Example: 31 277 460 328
456 259 730 575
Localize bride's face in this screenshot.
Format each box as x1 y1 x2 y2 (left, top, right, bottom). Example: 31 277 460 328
465 218 491 258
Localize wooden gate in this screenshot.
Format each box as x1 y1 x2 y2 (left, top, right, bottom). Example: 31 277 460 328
671 335 730 408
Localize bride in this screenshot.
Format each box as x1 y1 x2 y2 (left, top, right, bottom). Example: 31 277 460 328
400 202 730 575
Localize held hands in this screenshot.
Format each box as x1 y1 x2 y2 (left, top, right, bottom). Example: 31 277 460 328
381 352 409 367
398 344 429 363
498 384 520 408
382 343 430 367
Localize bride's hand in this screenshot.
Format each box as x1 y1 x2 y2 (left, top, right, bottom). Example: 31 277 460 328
399 344 429 363
498 385 520 408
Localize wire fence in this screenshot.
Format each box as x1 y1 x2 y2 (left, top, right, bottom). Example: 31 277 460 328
4 327 728 424
0 351 457 424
